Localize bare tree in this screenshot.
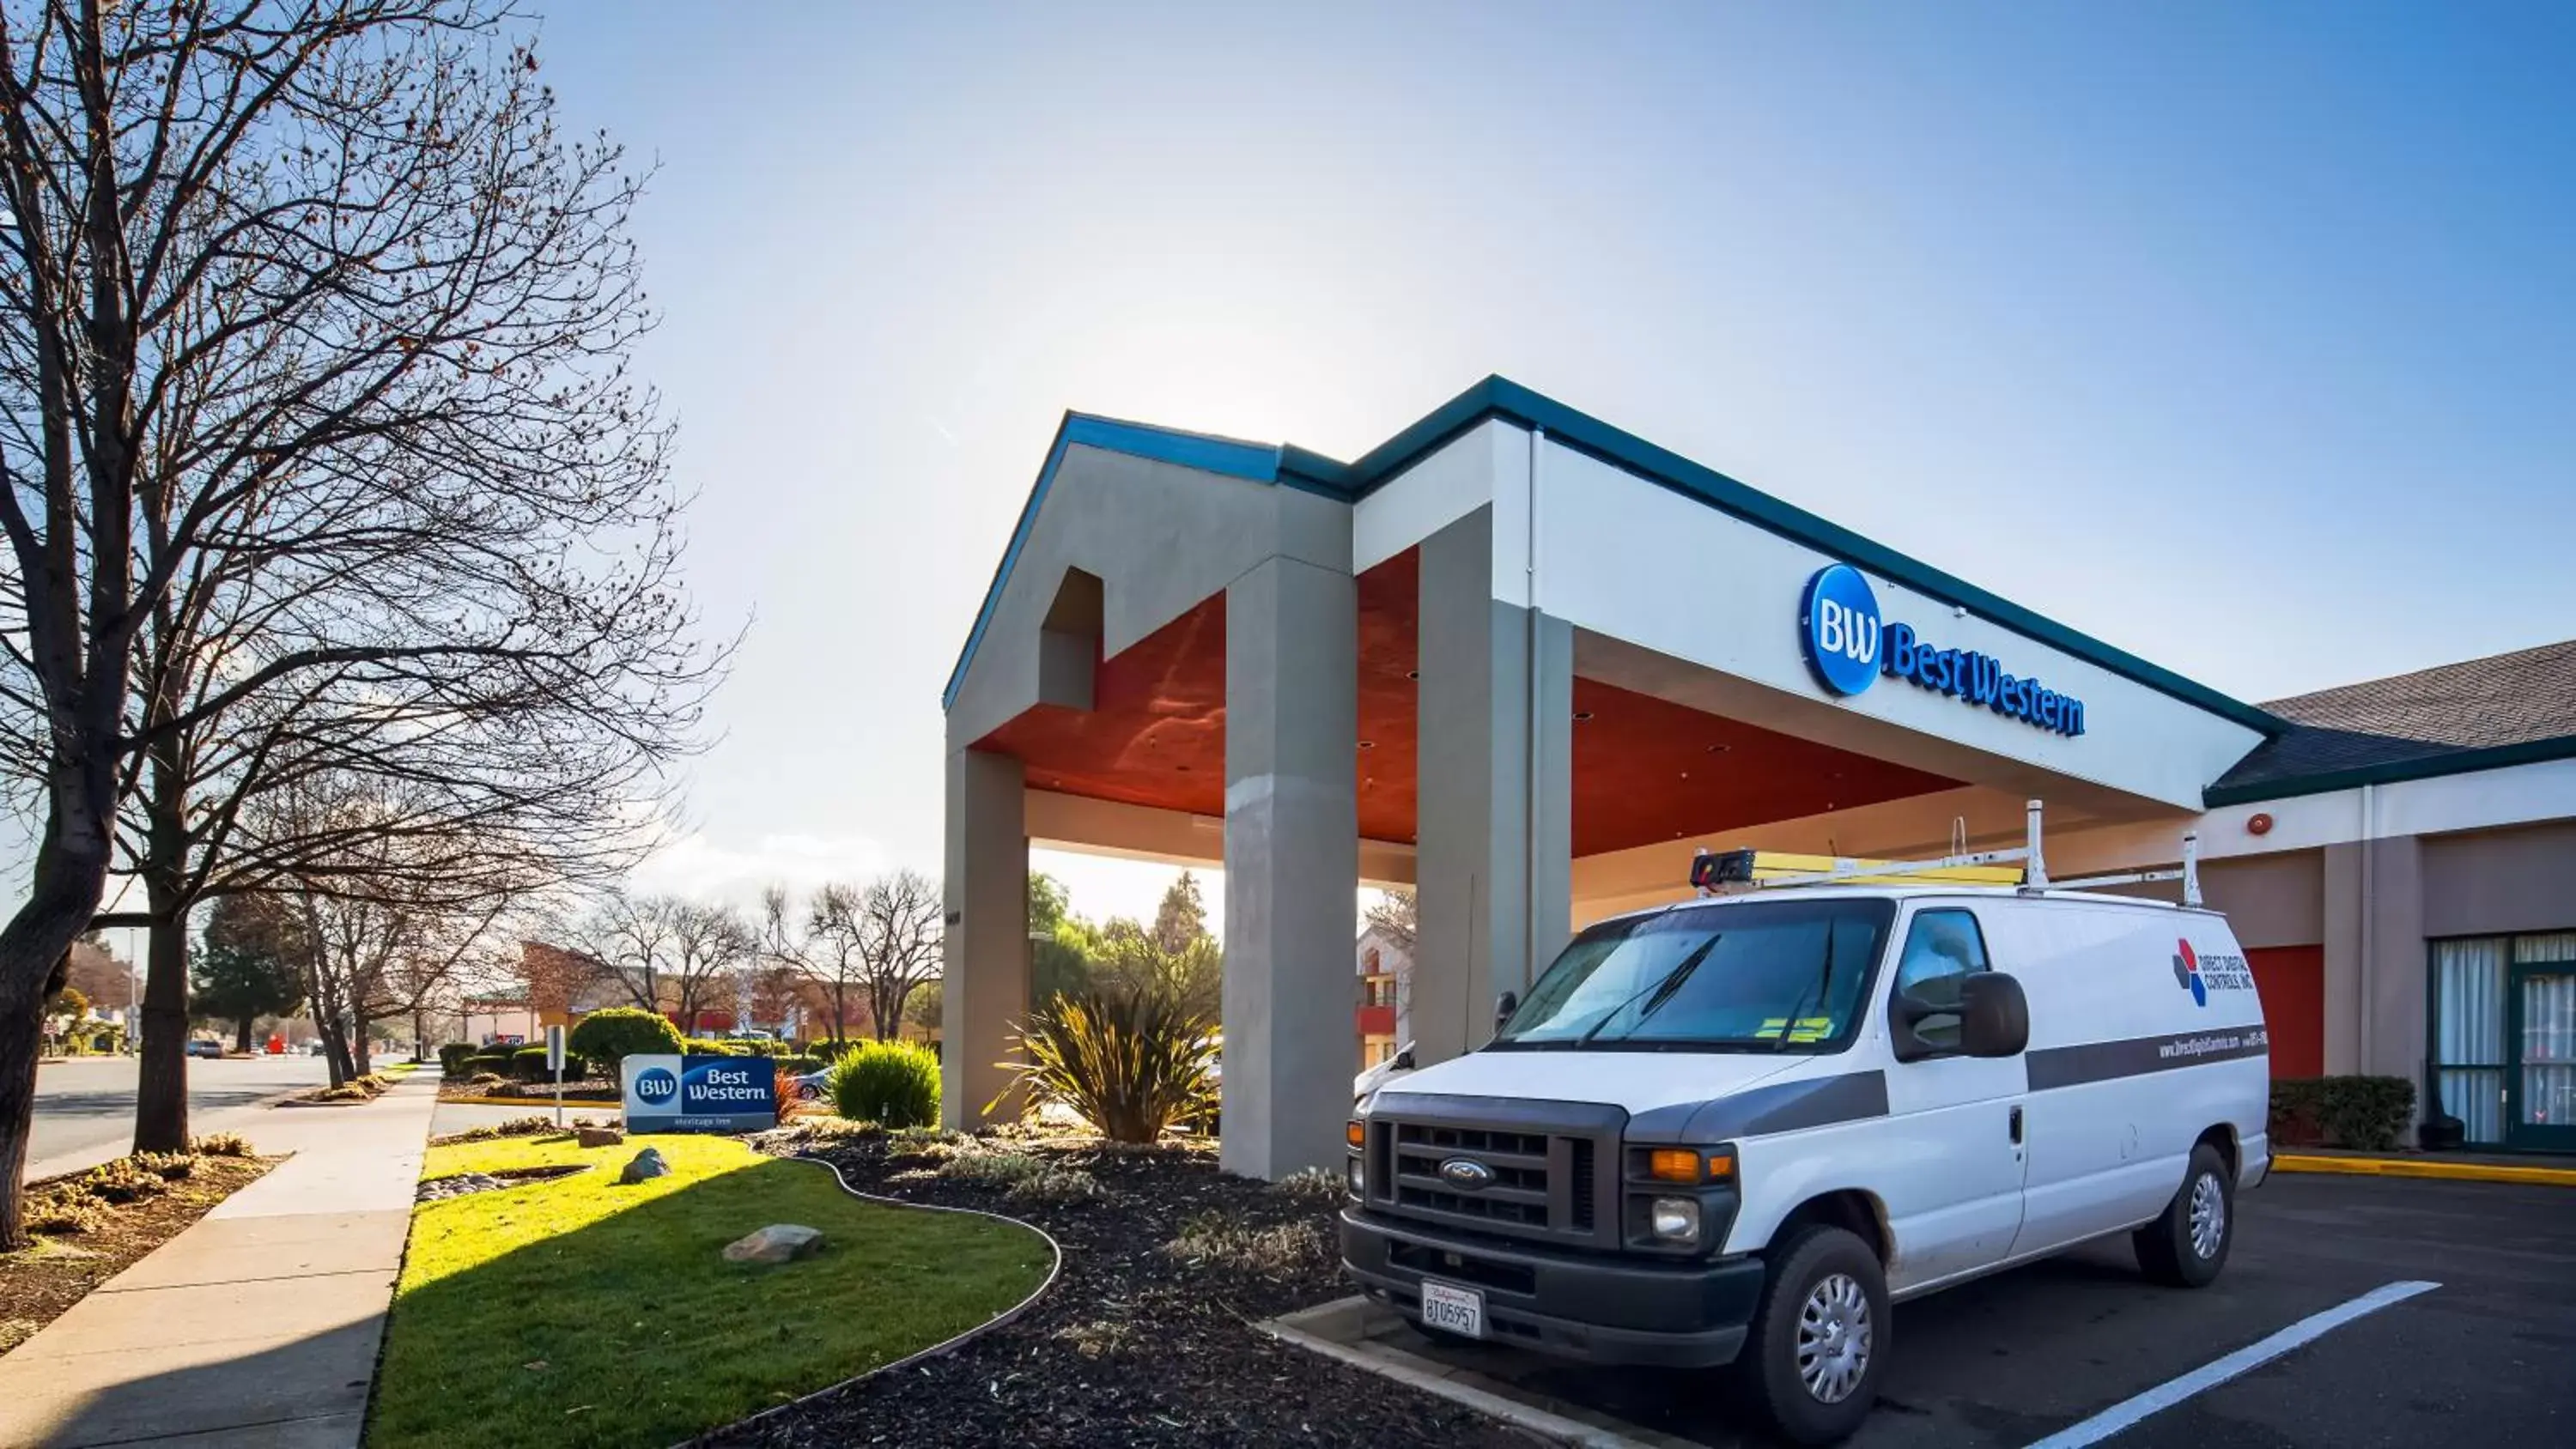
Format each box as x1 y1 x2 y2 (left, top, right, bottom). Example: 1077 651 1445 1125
0 1 716 1240
1365 888 1418 953
574 893 748 1037
857 870 941 1043
764 882 871 1045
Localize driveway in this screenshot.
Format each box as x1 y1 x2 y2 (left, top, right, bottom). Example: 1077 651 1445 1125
1378 1173 2576 1447
29 1053 327 1179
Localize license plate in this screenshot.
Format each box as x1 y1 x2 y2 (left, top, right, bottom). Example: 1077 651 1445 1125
1418 1278 1485 1339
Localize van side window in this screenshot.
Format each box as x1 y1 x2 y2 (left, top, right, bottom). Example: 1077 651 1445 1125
1891 909 1991 1052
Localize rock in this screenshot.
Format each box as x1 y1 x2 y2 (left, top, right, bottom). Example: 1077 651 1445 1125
618 1147 671 1185
577 1125 625 1148
722 1223 824 1264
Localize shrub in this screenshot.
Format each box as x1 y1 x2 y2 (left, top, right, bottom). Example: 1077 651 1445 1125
1165 1210 1323 1275
435 1043 479 1076
1272 1166 1346 1207
466 1070 507 1087
829 1040 941 1128
568 1008 684 1085
80 1157 173 1204
134 1151 198 1181
430 1115 556 1145
775 1055 823 1077
507 1045 585 1082
193 1132 253 1157
26 1185 107 1234
467 1052 516 1077
2269 1076 2415 1151
927 1148 1098 1201
999 992 1218 1143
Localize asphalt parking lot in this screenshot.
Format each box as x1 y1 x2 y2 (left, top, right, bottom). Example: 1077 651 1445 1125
1391 1173 2575 1447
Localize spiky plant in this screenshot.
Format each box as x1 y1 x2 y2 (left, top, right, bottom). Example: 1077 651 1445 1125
996 991 1219 1144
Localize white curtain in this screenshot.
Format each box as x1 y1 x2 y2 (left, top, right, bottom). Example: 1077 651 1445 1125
2521 970 2576 1131
2433 937 2506 1143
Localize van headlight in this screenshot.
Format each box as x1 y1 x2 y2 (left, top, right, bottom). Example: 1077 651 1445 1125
1648 1196 1701 1245
1347 1156 1366 1196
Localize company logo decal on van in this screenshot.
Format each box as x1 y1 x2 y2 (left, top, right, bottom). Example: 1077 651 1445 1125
2172 939 2254 1007
1796 564 2087 736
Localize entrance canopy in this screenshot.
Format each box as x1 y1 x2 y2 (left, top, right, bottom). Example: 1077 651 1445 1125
939 377 2281 1178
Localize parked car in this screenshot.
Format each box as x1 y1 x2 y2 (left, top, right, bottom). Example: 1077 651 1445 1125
307 1040 327 1056
184 1039 223 1059
791 1067 831 1100
1340 879 2268 1446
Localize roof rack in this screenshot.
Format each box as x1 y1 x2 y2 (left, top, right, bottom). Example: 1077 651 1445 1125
1689 799 2202 907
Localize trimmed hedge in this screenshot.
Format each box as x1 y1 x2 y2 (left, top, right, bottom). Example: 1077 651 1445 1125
681 1037 747 1057
569 1008 685 1084
828 1040 940 1128
2269 1076 2415 1151
508 1045 584 1082
775 1055 824 1077
435 1043 479 1076
467 1051 516 1077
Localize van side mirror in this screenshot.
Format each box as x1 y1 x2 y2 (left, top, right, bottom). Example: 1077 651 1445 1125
1959 972 2030 1058
1893 971 2029 1061
1493 991 1518 1034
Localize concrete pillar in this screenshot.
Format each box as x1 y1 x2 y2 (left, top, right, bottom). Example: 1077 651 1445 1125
1412 505 1573 1068
2324 830 2427 1086
941 748 1028 1131
1219 554 1358 1180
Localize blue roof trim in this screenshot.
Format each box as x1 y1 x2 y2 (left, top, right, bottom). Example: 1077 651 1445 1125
945 379 2282 737
1312 377 2281 737
940 414 1281 709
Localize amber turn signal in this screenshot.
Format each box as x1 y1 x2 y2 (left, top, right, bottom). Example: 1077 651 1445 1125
1647 1149 1700 1184
1346 1120 1366 1149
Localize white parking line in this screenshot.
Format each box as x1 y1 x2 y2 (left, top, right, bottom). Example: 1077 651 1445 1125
2022 1279 2441 1449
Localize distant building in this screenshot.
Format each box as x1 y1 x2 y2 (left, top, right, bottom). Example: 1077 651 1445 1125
1356 925 1411 1071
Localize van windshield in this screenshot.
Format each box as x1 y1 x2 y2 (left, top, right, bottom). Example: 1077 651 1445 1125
1491 898 1895 1052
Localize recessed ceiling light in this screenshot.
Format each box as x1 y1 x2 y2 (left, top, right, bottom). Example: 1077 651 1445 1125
1176 764 1191 773
1706 743 1730 754
1356 740 1376 750
1679 771 1690 780
1572 711 1595 722
1405 670 1419 681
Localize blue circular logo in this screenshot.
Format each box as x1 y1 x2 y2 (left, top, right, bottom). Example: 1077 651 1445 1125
1801 565 1883 696
635 1066 679 1102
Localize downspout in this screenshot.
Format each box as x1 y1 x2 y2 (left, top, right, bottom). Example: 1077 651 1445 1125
2359 781 2375 1077
1524 426 1545 999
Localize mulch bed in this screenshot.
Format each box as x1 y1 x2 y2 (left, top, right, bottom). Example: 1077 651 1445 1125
703 1125 1535 1449
0 1154 280 1356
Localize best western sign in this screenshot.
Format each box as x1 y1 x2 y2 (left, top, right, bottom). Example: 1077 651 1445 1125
1800 564 2087 737
620 1053 777 1133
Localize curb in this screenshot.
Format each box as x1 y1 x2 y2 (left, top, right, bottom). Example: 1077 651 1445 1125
2272 1153 2576 1186
434 1094 620 1108
668 1148 1065 1447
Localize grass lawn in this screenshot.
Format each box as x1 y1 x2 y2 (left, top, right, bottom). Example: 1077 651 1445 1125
368 1134 1054 1449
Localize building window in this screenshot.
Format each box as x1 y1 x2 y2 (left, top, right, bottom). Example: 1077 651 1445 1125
2431 931 2576 1149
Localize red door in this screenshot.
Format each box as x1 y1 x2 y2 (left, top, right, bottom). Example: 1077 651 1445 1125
2246 945 2324 1078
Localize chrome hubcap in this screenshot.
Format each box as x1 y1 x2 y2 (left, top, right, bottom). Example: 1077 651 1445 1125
2188 1172 2227 1259
1795 1272 1873 1404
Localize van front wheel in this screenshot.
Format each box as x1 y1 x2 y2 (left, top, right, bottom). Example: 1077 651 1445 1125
2135 1143 2233 1288
1731 1225 1887 1446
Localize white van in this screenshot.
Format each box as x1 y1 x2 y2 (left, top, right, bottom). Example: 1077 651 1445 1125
1340 874 2269 1445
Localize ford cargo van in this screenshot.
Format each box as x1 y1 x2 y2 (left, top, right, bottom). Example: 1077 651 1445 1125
1340 880 2269 1445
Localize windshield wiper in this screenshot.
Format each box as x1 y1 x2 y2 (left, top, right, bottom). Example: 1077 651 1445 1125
1575 933 1722 1046
1771 917 1836 1052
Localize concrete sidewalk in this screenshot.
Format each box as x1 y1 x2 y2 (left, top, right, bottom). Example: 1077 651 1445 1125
0 1070 441 1449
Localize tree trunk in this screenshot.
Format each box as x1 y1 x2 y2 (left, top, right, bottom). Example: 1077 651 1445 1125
234 1016 255 1053
132 909 191 1152
1 849 114 1248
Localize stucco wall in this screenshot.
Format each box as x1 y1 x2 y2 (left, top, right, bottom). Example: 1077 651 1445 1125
2420 821 2576 938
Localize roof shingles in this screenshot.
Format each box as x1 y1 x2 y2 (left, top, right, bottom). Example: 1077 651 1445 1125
2209 639 2576 800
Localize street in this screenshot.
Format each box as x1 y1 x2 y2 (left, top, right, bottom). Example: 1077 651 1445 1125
28 1054 326 1179
1395 1173 2576 1447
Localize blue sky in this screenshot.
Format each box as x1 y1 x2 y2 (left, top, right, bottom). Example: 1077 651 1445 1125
505 3 2575 925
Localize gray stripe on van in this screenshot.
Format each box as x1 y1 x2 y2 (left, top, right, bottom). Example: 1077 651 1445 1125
2026 1027 2271 1091
1631 1070 1892 1143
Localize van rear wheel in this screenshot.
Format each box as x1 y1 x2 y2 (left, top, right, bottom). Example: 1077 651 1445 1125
2135 1142 2233 1288
1730 1225 1886 1446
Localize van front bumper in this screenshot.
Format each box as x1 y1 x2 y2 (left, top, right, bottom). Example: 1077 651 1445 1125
1340 1207 1765 1368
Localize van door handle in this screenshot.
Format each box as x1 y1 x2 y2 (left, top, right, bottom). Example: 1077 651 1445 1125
2008 1106 2024 1144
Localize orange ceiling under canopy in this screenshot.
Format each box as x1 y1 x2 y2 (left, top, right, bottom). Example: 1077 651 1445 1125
974 549 1957 858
